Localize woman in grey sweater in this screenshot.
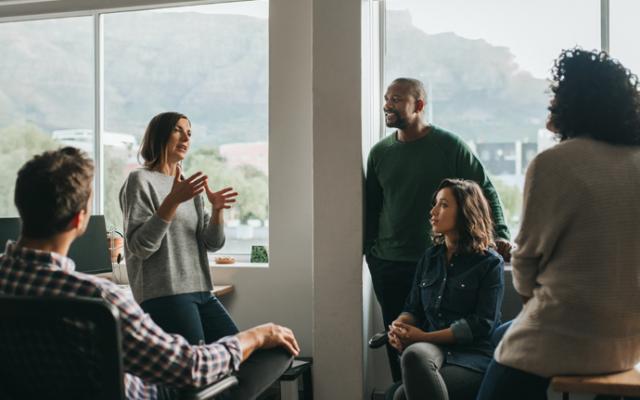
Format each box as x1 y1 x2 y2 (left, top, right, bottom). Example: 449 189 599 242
477 48 640 399
120 111 239 344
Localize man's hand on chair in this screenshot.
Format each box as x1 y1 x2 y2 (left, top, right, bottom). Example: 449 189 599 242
236 323 300 361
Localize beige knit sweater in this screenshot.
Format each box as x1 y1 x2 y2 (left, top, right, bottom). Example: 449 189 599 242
495 137 640 377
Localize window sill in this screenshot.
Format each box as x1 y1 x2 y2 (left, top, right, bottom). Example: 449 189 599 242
210 262 269 269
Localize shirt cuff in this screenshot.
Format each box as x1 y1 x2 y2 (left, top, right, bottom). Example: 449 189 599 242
450 319 474 344
215 336 242 373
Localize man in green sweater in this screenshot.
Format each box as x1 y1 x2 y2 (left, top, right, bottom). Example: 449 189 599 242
365 77 511 382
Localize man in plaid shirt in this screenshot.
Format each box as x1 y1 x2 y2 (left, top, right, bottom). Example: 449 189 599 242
0 147 299 399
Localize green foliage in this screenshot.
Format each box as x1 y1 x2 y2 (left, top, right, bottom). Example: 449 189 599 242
0 123 58 217
103 149 130 231
184 147 268 224
490 176 523 232
250 245 268 263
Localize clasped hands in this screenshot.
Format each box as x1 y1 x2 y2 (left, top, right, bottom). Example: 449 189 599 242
169 165 238 210
388 320 425 353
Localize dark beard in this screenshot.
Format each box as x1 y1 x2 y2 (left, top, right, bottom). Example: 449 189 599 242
385 110 408 129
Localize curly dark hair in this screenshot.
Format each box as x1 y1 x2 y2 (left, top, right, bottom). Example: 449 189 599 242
15 147 94 238
548 48 640 145
431 179 494 254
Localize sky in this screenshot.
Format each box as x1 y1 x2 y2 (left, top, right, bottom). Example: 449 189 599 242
150 0 640 77
152 0 267 19
609 0 640 74
386 0 619 79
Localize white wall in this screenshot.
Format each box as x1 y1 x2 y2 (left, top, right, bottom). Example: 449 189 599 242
219 0 367 398
312 0 365 397
214 0 314 357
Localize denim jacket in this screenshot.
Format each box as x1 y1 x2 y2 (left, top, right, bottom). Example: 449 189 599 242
402 244 504 372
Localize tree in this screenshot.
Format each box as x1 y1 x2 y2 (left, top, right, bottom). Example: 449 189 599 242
490 176 523 233
0 123 58 217
103 149 131 231
184 147 268 224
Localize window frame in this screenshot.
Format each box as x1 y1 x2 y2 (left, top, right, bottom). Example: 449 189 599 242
0 0 269 260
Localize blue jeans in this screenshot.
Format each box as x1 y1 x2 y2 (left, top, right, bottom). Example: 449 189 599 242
480 321 640 400
475 359 550 400
141 291 238 344
476 320 551 400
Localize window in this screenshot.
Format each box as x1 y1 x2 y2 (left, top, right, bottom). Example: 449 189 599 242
103 2 269 257
610 0 640 74
383 0 600 235
0 17 94 218
0 1 268 258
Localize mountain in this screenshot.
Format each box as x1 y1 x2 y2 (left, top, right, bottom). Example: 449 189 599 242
0 10 547 145
0 12 267 147
385 10 549 142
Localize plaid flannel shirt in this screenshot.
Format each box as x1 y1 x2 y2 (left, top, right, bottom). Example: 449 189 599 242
0 241 242 400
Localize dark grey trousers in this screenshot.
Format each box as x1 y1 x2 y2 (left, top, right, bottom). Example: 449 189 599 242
393 343 483 400
159 347 293 400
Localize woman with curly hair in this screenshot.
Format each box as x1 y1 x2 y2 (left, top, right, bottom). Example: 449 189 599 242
388 178 504 400
477 48 640 400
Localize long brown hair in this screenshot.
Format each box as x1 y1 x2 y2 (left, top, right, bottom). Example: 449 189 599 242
432 178 494 254
139 111 189 170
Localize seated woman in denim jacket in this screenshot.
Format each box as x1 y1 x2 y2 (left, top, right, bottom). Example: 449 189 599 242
388 178 504 400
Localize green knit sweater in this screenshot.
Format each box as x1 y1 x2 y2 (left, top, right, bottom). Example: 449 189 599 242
365 126 510 263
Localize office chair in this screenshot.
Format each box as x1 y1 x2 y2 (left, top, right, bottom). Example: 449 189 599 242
0 295 237 400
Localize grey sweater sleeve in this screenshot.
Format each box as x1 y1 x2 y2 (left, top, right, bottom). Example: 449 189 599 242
119 172 171 260
199 200 226 252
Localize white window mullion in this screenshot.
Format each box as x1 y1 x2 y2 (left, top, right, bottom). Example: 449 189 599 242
93 12 104 215
377 0 385 141
601 0 610 53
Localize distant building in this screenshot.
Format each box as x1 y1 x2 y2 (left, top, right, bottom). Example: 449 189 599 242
473 140 540 177
476 142 517 175
219 141 268 174
51 128 138 162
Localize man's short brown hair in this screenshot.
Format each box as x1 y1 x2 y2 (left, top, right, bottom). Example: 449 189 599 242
391 77 427 101
15 147 94 238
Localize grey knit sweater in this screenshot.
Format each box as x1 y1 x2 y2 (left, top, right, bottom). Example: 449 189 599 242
496 138 640 376
119 168 225 303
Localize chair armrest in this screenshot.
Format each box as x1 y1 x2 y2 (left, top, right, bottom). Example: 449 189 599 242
180 376 239 400
368 331 388 349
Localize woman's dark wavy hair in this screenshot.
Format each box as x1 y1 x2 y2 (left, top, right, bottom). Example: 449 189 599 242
548 48 640 145
139 111 189 169
431 179 494 254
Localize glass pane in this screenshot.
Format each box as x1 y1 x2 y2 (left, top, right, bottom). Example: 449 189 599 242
384 0 599 235
610 0 640 74
0 17 94 217
103 1 269 256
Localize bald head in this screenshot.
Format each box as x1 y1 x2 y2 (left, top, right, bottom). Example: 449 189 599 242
391 78 426 103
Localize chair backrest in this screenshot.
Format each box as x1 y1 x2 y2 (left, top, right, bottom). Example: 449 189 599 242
0 295 125 400
501 268 523 322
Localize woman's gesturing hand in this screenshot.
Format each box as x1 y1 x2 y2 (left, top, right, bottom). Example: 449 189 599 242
169 166 208 205
204 181 238 211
